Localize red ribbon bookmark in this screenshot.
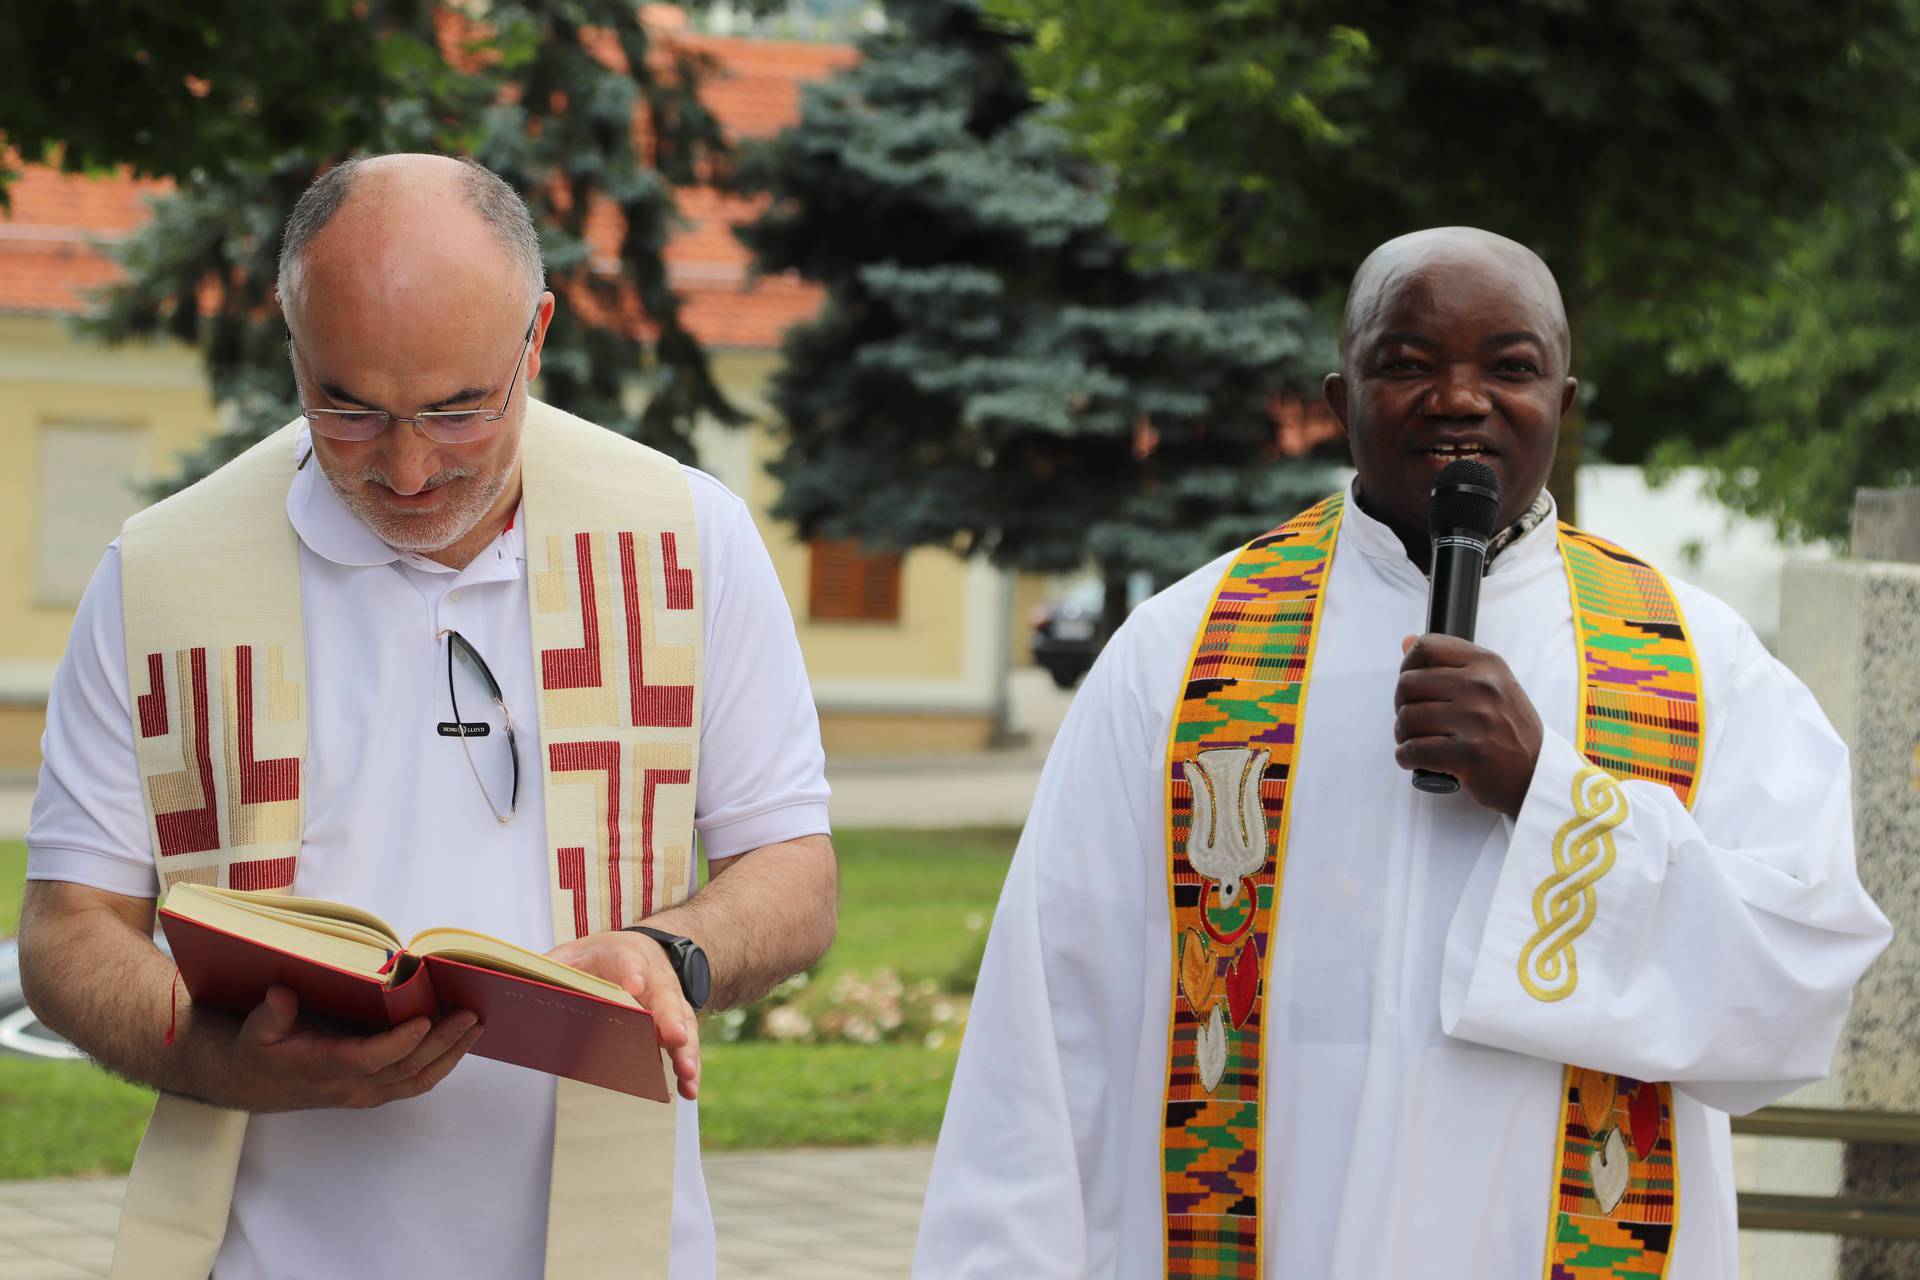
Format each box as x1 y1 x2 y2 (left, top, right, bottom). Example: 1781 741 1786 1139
164 968 182 1047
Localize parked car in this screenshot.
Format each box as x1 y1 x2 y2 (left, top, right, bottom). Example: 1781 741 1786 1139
0 939 84 1060
1030 581 1108 689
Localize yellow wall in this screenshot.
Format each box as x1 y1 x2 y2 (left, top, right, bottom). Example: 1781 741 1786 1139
819 710 995 755
703 352 977 685
0 706 48 775
1010 572 1048 667
0 316 219 662
0 317 222 775
702 353 1007 756
752 436 970 684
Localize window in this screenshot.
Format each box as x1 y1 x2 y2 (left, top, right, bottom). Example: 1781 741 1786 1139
36 421 149 606
808 538 903 622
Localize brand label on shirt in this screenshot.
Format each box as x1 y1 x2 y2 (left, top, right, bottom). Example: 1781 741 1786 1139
436 722 492 738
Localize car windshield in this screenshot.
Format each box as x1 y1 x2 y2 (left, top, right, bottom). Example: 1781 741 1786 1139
1052 581 1105 618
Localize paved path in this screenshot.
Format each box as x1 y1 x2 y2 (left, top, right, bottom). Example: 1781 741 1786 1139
0 1177 117 1279
0 1139 1776 1279
705 1147 934 1278
822 668 1070 831
0 1146 936 1278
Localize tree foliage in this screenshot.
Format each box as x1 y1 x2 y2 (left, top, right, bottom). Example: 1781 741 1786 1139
1651 165 1920 544
987 0 1920 522
65 1 740 491
0 0 426 203
735 0 1338 593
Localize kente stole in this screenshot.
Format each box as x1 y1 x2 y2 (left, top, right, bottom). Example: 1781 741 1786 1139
1161 494 1704 1279
111 399 702 1280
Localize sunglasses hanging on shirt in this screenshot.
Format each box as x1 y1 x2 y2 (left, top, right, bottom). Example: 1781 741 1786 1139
436 628 520 824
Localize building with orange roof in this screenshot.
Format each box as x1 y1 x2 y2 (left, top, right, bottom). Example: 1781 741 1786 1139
0 27 1026 774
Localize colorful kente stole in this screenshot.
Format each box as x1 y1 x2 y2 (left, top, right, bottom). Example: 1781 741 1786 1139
1536 526 1702 1280
1160 498 1703 1280
111 399 701 1280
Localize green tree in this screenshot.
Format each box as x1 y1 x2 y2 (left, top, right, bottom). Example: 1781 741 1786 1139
989 0 1920 520
734 0 1337 617
67 1 741 490
1650 164 1920 544
0 0 427 202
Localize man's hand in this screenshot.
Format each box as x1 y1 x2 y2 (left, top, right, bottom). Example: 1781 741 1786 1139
1394 633 1544 818
17 883 487 1113
225 986 483 1112
546 931 699 1102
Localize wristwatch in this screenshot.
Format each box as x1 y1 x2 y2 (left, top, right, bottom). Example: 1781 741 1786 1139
623 925 712 1012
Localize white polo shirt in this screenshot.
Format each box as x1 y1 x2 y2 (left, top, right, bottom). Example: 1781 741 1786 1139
27 430 832 1279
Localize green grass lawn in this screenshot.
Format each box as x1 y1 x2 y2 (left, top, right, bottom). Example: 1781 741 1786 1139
801 826 1009 982
697 827 1014 1151
0 1059 155 1180
0 828 1017 1177
1 837 158 1180
699 1042 960 1150
1 840 25 936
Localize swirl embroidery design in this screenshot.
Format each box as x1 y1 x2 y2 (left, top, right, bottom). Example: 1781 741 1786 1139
1518 765 1628 1002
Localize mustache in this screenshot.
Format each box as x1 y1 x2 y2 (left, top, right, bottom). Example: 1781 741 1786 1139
355 466 476 492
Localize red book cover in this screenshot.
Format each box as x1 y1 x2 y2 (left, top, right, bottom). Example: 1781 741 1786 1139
161 910 669 1103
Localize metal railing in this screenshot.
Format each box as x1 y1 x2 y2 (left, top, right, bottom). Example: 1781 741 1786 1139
1733 1106 1920 1239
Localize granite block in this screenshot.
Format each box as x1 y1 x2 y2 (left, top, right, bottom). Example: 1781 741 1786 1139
1851 489 1920 564
1777 555 1920 1280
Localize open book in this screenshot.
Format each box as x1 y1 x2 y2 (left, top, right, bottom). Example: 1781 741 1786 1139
160 884 668 1102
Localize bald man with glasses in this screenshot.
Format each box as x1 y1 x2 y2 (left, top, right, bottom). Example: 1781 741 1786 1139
17 153 836 1280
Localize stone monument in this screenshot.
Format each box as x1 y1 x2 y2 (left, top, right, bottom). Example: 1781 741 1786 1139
1764 488 1920 1280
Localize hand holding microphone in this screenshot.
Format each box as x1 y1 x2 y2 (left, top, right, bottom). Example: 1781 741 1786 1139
1394 459 1545 817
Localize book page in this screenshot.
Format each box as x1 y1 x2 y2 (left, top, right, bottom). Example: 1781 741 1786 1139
407 927 640 1009
162 884 398 977
169 884 403 947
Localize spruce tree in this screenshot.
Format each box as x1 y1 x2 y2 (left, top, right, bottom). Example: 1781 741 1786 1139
733 0 1337 619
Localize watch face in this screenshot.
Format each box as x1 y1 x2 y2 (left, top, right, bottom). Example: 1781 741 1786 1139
683 946 712 1011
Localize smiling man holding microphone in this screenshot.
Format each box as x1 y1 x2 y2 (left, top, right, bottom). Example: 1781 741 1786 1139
916 226 1889 1279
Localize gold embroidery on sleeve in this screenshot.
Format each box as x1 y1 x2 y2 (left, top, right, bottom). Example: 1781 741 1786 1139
1518 765 1628 1002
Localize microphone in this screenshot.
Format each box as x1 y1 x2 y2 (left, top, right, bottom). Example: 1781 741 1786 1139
1411 458 1500 795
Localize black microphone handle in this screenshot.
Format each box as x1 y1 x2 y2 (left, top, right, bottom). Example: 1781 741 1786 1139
1426 535 1486 640
1411 535 1487 795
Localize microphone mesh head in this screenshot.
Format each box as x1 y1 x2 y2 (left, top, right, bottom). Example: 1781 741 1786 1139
1430 459 1500 539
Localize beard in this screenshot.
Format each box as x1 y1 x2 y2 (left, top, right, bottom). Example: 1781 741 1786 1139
321 452 518 554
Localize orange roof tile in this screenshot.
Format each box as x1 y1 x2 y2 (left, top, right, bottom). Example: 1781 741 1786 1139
0 31 851 351
0 167 172 314
673 34 857 142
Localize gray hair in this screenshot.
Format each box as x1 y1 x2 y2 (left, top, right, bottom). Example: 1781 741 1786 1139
276 154 546 311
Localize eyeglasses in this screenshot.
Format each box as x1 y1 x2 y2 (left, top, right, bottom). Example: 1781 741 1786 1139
292 307 540 445
437 629 520 824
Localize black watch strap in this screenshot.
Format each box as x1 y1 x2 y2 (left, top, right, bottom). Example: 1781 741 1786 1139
623 925 712 1012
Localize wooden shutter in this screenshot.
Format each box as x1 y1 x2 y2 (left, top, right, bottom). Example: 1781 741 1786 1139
808 539 903 622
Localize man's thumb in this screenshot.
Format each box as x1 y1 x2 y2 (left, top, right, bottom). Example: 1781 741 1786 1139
243 985 300 1045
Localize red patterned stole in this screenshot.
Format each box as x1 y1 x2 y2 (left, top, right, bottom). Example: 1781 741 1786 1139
120 405 703 925
113 401 698 1280
521 406 703 946
122 428 309 895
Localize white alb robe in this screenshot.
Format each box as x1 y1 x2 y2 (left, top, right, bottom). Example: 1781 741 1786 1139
916 484 1889 1279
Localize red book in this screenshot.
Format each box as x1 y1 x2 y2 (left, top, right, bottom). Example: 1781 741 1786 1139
159 884 668 1103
